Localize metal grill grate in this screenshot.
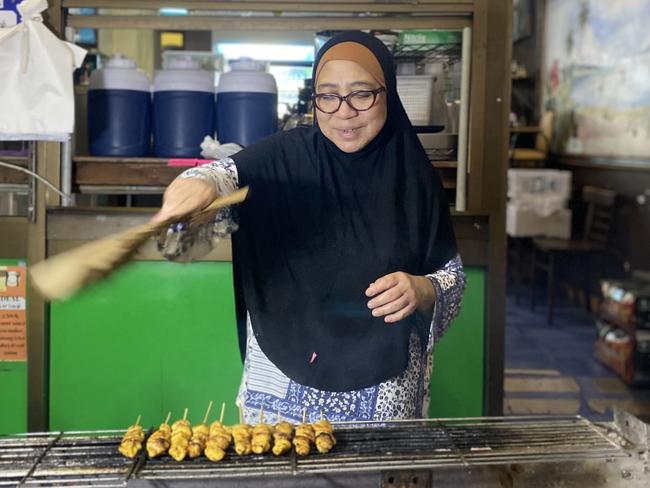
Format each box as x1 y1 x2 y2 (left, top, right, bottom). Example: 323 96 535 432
0 416 629 485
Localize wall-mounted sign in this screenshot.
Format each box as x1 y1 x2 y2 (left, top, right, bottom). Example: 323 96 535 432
0 262 26 361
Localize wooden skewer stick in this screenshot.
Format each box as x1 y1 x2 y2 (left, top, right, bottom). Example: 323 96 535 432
302 407 307 424
219 402 226 424
164 412 172 425
135 415 141 427
259 405 264 424
203 401 214 425
182 408 188 422
238 405 243 425
277 408 282 423
320 410 324 421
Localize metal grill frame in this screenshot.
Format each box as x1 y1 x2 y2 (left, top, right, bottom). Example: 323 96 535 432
0 414 641 486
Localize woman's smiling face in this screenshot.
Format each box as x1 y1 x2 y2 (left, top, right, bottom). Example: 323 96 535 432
315 60 387 153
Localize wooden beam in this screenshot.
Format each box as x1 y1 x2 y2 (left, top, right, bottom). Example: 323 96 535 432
63 0 474 13
74 159 185 186
26 142 61 432
67 14 470 31
482 0 512 417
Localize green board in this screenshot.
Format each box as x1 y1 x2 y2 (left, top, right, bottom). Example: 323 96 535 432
429 267 485 417
0 259 28 435
50 261 242 429
50 262 485 431
0 361 27 435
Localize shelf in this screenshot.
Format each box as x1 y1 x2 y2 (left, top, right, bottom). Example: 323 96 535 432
431 160 458 168
73 156 185 187
391 42 461 64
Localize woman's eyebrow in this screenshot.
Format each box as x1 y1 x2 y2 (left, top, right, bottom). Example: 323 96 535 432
316 80 376 91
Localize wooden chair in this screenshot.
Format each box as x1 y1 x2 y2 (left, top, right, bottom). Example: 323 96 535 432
530 186 616 323
509 111 554 168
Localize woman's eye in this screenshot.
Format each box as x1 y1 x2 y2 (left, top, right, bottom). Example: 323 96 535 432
353 92 372 99
320 94 339 101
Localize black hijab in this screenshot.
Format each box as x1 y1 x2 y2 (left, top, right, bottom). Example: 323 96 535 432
230 31 457 391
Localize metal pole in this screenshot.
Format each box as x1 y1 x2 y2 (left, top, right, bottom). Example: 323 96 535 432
60 136 74 206
455 26 472 212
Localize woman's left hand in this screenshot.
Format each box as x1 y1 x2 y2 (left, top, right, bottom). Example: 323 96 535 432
366 272 437 323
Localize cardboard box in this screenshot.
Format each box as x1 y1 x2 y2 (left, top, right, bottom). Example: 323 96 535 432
599 278 650 333
507 169 572 201
506 204 572 239
594 320 650 385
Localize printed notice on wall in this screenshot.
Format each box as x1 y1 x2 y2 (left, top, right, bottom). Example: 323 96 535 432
0 263 26 361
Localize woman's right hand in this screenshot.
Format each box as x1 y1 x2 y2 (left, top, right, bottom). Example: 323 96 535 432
150 177 218 224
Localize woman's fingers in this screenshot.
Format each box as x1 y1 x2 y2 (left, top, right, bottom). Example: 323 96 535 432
150 178 217 224
367 272 418 323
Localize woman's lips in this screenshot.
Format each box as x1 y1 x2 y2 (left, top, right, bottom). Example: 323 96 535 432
337 127 359 139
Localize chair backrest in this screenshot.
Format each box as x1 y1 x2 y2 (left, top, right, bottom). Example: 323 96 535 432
535 111 554 154
582 186 616 245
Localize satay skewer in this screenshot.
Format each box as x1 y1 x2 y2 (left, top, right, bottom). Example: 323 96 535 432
313 410 336 454
293 408 315 456
146 412 172 458
232 405 253 456
188 401 213 459
252 406 273 454
169 408 192 461
272 409 294 456
205 402 232 462
118 415 145 459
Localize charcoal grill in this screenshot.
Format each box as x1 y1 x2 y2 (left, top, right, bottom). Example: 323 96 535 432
2 410 648 488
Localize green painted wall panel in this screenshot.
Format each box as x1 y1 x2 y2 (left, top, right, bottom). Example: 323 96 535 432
429 267 485 417
50 262 485 430
0 361 27 435
50 261 242 429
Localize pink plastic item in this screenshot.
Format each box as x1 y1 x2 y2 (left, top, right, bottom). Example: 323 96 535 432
167 158 204 167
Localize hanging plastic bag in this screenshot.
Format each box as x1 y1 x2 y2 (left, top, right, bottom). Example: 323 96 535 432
0 0 86 141
200 135 242 160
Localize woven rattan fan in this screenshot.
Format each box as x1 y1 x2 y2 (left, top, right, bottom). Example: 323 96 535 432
30 187 249 300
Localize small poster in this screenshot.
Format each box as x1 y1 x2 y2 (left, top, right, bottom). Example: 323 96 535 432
0 262 26 361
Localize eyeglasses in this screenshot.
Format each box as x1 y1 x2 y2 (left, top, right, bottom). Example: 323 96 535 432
312 87 385 114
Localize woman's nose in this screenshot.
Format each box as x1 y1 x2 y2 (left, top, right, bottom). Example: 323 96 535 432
336 99 358 118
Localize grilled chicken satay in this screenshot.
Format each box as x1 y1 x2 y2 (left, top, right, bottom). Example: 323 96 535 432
204 403 231 462
146 413 172 458
251 408 272 454
313 417 336 454
188 401 213 459
168 409 192 461
293 410 315 456
118 416 145 459
188 423 209 458
232 423 253 456
272 415 294 456
205 421 232 462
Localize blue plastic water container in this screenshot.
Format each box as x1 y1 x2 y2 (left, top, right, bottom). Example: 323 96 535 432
88 55 151 157
216 59 278 147
153 59 215 158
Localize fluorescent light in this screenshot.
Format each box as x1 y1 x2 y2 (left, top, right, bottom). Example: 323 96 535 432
159 8 188 16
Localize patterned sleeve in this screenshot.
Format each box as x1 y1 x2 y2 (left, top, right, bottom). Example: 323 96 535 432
426 254 467 348
157 158 240 262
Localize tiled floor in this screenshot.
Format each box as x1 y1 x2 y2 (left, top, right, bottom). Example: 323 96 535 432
504 289 650 421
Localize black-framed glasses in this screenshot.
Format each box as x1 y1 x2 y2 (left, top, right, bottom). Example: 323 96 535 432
312 87 385 114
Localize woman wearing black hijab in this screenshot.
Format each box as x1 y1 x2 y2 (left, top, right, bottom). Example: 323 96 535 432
155 31 466 423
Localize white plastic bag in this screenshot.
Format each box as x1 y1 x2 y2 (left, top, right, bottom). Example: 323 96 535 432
200 135 242 160
0 0 86 141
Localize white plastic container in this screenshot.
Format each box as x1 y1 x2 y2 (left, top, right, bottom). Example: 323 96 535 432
88 54 152 156
508 169 572 201
506 203 572 239
396 75 435 126
216 58 278 147
152 57 215 157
